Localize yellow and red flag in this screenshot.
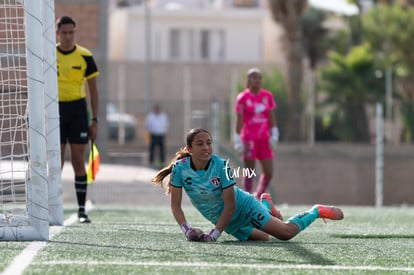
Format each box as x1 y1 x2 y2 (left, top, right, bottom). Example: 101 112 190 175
87 142 100 184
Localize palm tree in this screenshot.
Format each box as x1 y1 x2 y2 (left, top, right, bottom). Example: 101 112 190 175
267 0 308 141
301 7 329 144
320 44 385 142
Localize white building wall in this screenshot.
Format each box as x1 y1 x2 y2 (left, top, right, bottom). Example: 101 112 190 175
108 5 283 64
126 8 147 60
108 9 130 60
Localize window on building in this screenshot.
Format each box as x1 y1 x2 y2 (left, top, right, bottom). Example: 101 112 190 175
200 30 210 59
169 28 225 61
170 29 180 59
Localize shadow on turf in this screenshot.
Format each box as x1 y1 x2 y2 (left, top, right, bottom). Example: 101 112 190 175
48 239 336 267
48 240 140 250
333 234 414 239
221 240 337 266
48 232 338 267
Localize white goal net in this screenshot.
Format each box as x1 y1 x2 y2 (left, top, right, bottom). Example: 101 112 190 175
0 0 62 241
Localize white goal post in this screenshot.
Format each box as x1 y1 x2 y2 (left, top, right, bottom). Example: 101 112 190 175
0 0 62 241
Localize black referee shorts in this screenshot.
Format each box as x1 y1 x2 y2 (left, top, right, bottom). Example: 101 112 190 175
59 98 89 144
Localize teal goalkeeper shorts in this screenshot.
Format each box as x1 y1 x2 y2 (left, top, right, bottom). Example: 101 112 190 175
224 189 272 241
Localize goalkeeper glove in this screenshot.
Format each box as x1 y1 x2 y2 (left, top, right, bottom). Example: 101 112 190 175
233 134 244 153
270 127 279 150
199 228 221 242
181 222 204 241
186 228 204 241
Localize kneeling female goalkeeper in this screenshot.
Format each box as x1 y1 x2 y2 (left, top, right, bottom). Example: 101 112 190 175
151 128 344 242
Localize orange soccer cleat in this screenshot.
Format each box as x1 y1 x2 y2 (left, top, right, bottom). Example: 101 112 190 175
313 204 344 223
260 193 283 220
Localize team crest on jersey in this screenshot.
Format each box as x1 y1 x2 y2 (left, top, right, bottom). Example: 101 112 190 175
210 177 220 187
184 177 192 185
180 158 188 163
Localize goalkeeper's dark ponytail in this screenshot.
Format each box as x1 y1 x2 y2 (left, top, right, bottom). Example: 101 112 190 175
151 147 190 195
151 128 210 195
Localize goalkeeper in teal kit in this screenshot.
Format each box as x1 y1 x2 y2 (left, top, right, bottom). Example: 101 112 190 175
152 128 344 242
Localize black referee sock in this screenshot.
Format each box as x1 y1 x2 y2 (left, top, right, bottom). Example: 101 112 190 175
74 175 87 214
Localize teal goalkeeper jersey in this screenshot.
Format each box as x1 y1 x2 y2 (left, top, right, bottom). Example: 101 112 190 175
170 154 247 225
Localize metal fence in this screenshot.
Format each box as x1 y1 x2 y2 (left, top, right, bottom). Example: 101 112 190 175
105 98 406 149
104 61 408 151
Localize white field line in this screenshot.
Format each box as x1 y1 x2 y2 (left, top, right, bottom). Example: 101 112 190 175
1 202 95 275
1 242 47 275
34 260 414 272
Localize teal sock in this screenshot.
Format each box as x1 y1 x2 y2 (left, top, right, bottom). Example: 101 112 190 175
261 200 271 213
287 206 320 232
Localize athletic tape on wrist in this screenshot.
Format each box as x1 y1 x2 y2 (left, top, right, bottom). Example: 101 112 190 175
180 222 192 234
209 228 221 240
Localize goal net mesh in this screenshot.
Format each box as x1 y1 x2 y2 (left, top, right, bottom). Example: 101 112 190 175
0 1 30 226
1 0 61 240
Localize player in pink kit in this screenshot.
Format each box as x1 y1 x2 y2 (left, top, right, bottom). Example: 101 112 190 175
234 68 282 219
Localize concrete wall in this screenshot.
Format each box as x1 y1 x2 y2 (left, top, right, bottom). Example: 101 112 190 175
108 142 414 206
269 144 414 206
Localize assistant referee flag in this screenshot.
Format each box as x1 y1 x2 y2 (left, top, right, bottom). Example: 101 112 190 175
87 142 100 184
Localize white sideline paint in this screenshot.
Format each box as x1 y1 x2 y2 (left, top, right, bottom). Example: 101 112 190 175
1 202 94 275
35 261 414 272
1 242 47 275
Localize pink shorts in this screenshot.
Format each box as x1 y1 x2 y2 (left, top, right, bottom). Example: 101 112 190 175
242 139 274 161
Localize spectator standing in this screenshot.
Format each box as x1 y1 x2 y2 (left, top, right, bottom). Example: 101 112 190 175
145 103 169 166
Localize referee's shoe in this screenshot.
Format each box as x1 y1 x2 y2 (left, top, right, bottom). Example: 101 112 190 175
78 212 91 223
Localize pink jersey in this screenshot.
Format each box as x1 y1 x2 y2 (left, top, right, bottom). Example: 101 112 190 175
235 88 276 140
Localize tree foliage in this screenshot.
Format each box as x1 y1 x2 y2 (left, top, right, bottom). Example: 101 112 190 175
301 7 329 69
320 44 385 141
363 4 414 141
363 4 414 68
